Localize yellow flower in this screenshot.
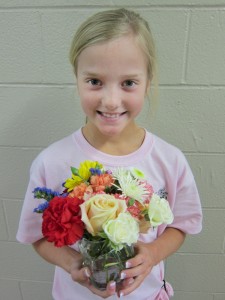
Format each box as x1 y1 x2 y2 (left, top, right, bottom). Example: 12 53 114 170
64 160 103 192
64 175 83 192
79 160 102 181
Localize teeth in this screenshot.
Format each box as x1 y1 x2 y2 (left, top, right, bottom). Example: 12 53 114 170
101 112 121 118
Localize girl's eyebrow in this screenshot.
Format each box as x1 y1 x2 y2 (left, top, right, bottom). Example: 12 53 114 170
81 71 100 77
82 71 144 78
120 73 144 79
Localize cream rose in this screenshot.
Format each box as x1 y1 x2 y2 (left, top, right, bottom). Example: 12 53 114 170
148 194 174 227
103 213 139 248
80 194 127 235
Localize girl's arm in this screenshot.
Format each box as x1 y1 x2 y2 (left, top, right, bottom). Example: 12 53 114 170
32 238 117 298
119 227 186 297
32 238 82 273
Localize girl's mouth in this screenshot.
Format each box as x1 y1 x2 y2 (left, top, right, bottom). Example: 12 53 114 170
97 111 126 119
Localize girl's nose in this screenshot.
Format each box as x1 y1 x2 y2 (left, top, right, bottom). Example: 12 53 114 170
102 86 121 110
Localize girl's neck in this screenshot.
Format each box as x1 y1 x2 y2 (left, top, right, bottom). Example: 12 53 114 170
82 123 145 156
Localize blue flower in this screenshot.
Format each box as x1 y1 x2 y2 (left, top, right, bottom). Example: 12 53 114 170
33 187 60 201
33 201 49 213
89 168 102 175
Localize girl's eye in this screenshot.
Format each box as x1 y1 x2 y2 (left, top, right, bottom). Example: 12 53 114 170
123 80 136 87
88 79 101 86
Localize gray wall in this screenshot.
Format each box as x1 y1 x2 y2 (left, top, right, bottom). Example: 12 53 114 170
0 1 225 299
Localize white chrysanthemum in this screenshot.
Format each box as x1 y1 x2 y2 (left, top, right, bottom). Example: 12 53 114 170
113 168 149 203
113 168 128 178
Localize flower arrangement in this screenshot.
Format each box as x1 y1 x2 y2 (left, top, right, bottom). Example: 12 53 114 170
33 160 173 289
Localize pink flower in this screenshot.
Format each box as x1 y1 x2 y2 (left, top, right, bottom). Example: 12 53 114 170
90 174 114 192
68 182 89 199
139 180 154 202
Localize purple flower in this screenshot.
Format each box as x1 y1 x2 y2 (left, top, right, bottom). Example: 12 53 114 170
89 168 102 175
33 201 49 213
33 187 60 201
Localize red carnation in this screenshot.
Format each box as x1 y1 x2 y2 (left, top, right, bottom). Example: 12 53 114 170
42 196 84 247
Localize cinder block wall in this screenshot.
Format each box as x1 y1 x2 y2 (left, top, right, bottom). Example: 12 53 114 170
0 1 224 299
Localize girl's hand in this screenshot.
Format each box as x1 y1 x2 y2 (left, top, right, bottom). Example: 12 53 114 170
70 259 116 298
118 241 155 297
118 228 186 297
32 238 116 298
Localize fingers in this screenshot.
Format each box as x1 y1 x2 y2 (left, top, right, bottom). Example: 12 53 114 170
121 277 135 287
119 254 145 280
88 281 117 298
119 276 143 297
121 262 144 280
71 266 91 285
117 249 153 297
71 266 117 298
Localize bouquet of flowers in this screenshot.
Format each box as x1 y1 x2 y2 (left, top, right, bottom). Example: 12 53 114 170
33 160 173 289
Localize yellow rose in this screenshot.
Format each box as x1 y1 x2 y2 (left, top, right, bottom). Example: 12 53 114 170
80 194 127 235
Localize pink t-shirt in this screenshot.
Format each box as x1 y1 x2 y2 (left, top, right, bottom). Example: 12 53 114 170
17 128 202 300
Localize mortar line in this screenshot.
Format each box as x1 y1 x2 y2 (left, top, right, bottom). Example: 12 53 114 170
181 10 191 83
0 5 225 11
1 200 10 240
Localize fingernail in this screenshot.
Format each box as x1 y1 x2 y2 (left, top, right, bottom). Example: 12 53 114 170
120 272 126 280
84 268 90 278
109 281 116 289
120 291 124 297
126 261 131 268
128 278 134 285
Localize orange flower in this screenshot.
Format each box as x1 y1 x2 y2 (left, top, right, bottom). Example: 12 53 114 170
69 183 90 199
90 174 114 192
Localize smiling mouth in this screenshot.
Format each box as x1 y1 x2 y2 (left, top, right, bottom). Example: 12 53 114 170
97 111 126 118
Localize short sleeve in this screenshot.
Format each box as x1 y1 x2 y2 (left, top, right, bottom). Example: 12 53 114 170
16 154 46 244
158 153 202 237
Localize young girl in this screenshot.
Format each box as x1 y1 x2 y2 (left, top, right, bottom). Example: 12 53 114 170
17 8 202 300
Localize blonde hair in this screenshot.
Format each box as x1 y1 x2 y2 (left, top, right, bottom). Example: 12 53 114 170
69 8 157 82
69 8 158 116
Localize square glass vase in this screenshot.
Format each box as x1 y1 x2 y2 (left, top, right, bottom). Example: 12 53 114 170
79 238 134 290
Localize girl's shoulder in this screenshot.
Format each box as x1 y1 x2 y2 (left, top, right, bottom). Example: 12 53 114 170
150 131 186 161
30 130 79 171
147 131 193 176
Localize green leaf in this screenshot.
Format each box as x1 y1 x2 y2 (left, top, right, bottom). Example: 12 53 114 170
128 198 135 206
97 232 108 239
104 262 119 267
144 213 150 221
71 167 79 176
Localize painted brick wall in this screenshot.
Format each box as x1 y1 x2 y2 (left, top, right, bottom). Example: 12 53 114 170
0 1 224 299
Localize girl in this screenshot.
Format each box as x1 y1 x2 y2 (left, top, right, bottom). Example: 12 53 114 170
17 8 202 300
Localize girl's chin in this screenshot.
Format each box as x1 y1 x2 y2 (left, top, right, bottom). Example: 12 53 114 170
86 116 134 137
98 127 124 137
96 121 136 138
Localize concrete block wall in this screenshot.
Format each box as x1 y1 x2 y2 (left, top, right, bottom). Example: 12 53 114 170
0 1 224 299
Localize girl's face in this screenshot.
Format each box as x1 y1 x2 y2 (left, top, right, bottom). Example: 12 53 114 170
76 35 150 139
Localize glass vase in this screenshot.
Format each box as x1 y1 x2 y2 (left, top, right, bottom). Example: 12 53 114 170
79 238 134 290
